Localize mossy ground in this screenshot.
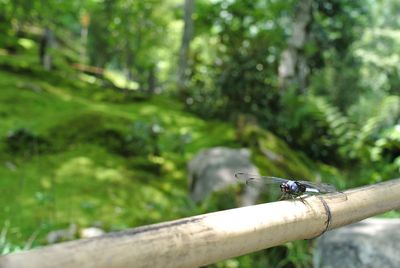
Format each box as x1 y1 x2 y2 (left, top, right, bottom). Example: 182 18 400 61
0 61 237 249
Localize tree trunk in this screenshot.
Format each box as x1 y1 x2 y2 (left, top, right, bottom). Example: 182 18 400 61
125 50 134 89
278 0 312 93
80 26 88 64
80 11 90 64
147 65 156 95
39 27 54 71
177 0 195 99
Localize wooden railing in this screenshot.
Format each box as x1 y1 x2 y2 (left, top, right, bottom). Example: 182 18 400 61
1 179 400 268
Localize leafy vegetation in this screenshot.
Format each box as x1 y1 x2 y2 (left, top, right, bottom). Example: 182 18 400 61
1 0 399 267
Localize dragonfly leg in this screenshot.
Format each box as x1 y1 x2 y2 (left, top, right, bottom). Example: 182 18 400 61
298 195 306 204
279 193 287 200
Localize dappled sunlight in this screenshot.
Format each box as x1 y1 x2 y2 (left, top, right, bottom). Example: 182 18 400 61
55 157 94 179
139 105 158 116
95 168 125 183
17 38 35 50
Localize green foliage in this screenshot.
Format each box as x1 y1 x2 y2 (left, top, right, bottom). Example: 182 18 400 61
47 112 158 157
306 0 369 114
346 95 400 181
311 0 368 59
184 0 293 118
87 0 174 90
275 92 354 165
125 120 164 156
5 128 51 156
1 0 400 267
0 221 24 255
309 55 365 112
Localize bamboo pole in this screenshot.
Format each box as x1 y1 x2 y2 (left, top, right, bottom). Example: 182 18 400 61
1 179 400 268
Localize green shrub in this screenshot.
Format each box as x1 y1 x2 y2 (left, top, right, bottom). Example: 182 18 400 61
276 92 354 165
5 128 51 156
47 112 164 157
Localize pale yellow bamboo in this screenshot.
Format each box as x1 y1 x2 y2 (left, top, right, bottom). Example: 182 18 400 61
1 179 400 268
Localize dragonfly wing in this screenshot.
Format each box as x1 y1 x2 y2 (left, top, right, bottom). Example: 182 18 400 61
298 180 337 193
235 173 287 187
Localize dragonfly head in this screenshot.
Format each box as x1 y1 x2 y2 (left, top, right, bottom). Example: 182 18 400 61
280 182 291 193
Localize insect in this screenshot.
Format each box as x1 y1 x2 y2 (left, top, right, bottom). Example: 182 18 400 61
235 173 338 201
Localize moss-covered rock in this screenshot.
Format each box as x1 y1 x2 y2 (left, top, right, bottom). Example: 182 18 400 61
237 120 315 179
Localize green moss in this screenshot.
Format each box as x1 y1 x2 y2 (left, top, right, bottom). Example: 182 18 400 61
239 124 316 179
0 58 236 248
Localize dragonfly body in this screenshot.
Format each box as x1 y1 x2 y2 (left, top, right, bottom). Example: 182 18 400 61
235 173 337 200
281 180 306 196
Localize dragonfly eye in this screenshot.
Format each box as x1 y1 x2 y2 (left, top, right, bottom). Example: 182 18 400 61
280 183 289 193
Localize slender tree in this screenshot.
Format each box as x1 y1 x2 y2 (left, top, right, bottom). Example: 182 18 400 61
278 0 312 93
177 0 195 99
39 27 54 70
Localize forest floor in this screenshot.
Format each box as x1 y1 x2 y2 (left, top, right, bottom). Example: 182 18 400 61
0 55 239 250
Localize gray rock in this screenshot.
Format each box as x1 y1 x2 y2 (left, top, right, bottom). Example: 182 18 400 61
314 218 400 268
46 223 77 244
188 147 259 205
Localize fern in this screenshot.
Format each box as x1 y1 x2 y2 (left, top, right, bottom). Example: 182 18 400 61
353 95 400 162
310 96 357 160
278 92 356 164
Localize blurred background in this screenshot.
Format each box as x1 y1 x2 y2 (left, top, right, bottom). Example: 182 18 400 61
0 0 399 267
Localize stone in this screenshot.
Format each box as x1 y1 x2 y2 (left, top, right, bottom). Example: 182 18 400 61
46 224 77 244
313 218 400 268
188 147 260 205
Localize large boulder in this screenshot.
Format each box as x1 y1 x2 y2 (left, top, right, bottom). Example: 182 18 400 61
188 147 259 205
314 218 400 268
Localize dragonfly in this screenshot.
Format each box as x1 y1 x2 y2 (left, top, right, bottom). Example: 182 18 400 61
235 173 338 200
